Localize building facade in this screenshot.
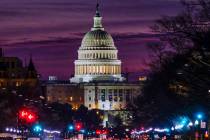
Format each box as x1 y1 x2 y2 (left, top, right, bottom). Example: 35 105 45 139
44 80 84 110
84 82 141 110
44 81 141 111
0 48 39 96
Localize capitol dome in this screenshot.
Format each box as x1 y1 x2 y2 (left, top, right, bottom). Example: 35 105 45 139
80 30 116 50
70 3 124 83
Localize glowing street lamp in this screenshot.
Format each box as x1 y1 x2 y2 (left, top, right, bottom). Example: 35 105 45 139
33 124 42 133
195 120 199 126
197 114 202 120
68 125 74 131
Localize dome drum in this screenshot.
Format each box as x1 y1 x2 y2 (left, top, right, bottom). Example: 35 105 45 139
78 50 118 60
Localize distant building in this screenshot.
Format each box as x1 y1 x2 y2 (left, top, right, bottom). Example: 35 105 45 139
0 49 39 98
44 80 84 110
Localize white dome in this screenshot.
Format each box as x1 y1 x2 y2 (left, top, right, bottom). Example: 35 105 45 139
80 30 116 50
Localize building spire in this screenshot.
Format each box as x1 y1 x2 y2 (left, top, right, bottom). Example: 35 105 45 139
28 54 36 71
92 0 104 31
95 0 100 17
27 54 37 78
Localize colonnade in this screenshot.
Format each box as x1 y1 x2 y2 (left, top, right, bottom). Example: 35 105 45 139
79 52 117 59
75 65 121 75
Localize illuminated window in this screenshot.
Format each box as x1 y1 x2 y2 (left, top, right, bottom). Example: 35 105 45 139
16 82 21 87
70 97 73 101
139 76 147 81
89 104 91 108
101 89 106 102
47 96 51 101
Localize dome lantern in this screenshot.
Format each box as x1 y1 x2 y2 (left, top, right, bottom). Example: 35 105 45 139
92 1 104 31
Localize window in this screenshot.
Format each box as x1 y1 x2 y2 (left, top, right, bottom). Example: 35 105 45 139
126 89 130 94
101 93 105 102
108 89 112 101
108 89 112 93
102 104 105 108
109 93 112 101
47 96 51 101
89 96 91 101
101 89 106 101
114 89 117 94
126 92 130 102
119 93 123 102
114 90 118 102
89 104 91 108
16 82 21 87
11 62 15 68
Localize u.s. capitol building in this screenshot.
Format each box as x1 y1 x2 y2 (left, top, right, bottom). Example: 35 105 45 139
44 3 143 112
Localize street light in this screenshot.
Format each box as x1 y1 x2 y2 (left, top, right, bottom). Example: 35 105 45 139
68 125 74 131
197 113 203 120
195 120 199 125
33 124 42 133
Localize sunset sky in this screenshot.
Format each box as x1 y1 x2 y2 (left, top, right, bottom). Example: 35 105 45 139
0 0 183 79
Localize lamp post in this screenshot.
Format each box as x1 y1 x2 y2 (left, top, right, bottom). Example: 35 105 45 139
195 113 206 140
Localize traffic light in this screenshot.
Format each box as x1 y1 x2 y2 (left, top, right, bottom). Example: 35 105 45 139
19 109 37 123
19 110 28 119
96 129 101 135
96 129 108 135
26 112 36 123
33 124 42 133
75 123 82 131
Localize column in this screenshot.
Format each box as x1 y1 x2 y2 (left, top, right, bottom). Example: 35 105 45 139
109 65 112 74
96 65 98 74
84 65 86 74
113 65 115 74
75 65 77 75
105 65 108 74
